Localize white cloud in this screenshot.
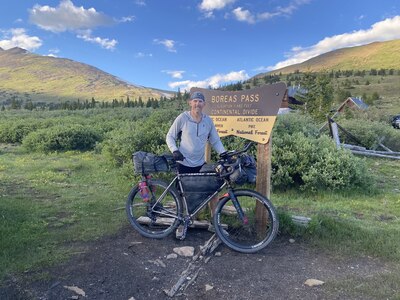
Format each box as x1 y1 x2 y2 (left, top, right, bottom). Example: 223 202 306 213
118 16 135 23
232 0 311 24
199 0 236 11
0 28 42 51
276 0 311 15
135 0 146 6
135 52 153 58
232 7 255 24
28 0 121 51
77 30 117 50
163 70 185 79
169 70 249 91
199 0 236 18
267 15 400 71
29 0 114 33
47 48 60 57
154 38 177 52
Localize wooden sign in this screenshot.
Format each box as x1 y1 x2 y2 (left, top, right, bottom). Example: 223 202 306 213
191 83 286 144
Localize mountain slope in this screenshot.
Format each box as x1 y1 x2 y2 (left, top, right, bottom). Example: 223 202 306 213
264 39 400 75
0 47 172 103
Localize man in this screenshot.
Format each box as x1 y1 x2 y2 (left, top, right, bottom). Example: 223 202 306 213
166 91 226 238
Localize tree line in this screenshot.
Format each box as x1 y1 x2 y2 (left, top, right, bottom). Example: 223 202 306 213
2 68 399 122
1 95 180 112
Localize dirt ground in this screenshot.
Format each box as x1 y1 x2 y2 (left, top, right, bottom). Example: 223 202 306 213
0 225 394 300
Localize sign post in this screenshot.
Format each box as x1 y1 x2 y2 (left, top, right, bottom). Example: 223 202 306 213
191 83 286 227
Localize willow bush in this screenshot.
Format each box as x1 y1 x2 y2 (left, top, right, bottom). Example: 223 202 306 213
339 118 400 151
23 124 102 153
100 109 179 166
271 113 374 192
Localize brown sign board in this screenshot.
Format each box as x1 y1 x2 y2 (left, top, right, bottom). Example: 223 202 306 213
191 83 286 144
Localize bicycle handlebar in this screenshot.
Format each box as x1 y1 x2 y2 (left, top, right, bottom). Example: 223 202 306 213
219 142 253 160
216 142 253 178
167 142 253 177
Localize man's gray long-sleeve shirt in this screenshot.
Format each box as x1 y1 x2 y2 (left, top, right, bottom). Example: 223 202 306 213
166 111 225 167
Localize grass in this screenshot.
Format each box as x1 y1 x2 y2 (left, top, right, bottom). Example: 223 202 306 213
0 145 132 279
271 158 400 298
1 144 399 298
336 74 400 115
273 157 400 261
326 267 400 300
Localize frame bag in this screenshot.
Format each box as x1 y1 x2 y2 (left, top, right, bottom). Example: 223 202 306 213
181 164 223 213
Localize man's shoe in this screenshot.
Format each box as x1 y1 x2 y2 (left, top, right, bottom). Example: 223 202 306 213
175 224 185 240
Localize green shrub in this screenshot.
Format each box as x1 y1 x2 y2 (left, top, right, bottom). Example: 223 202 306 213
273 112 320 138
339 119 400 151
101 110 178 166
0 119 52 143
22 125 102 152
341 107 393 124
272 133 373 191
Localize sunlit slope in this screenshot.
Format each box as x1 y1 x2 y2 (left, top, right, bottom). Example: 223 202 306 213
264 39 400 75
0 47 172 103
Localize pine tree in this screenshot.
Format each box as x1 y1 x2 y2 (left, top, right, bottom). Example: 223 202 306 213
297 72 334 121
138 97 144 107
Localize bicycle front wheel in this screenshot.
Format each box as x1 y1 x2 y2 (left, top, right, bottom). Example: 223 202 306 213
213 189 279 253
126 179 182 239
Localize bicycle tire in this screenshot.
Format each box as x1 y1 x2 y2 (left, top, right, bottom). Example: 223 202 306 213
126 179 182 239
213 189 279 253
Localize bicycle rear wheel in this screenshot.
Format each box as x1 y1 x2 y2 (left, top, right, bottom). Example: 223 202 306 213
213 189 279 253
126 179 182 238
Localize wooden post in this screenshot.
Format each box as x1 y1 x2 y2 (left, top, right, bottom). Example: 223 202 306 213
255 137 272 232
331 122 341 149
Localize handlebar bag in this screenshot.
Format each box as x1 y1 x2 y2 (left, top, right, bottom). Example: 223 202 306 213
230 154 257 185
241 154 257 183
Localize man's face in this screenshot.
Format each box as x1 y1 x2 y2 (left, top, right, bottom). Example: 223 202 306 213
189 99 205 113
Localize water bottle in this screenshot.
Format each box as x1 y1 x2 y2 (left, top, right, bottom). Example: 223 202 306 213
139 181 150 202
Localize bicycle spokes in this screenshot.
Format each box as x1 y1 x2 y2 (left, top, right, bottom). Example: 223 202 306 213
214 190 278 253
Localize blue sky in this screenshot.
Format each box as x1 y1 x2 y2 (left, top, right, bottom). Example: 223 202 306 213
1 0 399 92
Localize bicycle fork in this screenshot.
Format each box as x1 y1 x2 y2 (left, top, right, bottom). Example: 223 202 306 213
227 190 248 225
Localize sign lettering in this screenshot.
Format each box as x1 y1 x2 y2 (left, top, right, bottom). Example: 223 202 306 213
191 83 286 144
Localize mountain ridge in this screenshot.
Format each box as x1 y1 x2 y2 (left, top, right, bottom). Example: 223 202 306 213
0 47 173 103
1 40 399 105
260 39 400 76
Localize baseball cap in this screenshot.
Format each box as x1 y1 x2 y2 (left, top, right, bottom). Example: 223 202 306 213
190 91 205 102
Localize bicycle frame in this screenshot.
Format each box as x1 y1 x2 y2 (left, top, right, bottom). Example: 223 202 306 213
143 142 255 225
148 172 229 221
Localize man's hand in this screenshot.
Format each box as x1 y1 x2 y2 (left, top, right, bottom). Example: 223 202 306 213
173 150 184 161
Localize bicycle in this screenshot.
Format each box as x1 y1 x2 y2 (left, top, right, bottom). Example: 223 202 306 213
126 142 279 253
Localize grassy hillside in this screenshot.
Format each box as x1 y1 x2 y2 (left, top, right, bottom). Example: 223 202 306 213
265 39 400 74
246 40 400 116
0 47 172 103
334 73 400 116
